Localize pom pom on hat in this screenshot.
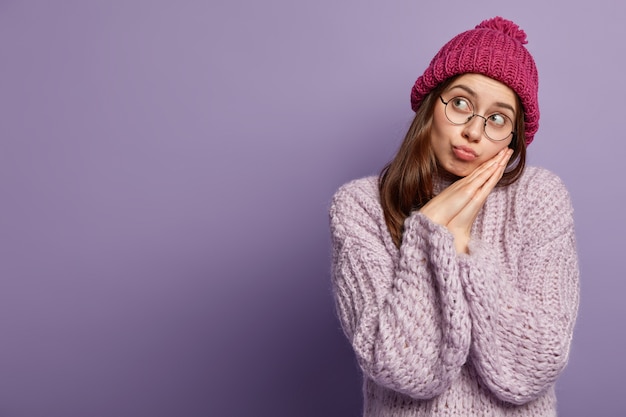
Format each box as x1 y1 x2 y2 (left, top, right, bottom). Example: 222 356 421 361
476 16 527 44
410 17 539 146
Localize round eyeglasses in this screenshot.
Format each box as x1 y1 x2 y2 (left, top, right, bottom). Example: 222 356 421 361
439 96 515 142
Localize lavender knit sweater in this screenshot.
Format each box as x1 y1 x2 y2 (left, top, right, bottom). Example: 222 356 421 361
329 166 580 417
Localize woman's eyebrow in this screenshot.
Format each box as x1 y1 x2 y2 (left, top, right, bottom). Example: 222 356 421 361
448 84 477 98
447 84 516 115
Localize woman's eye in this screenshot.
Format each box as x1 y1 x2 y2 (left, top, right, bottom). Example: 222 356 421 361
488 113 506 126
451 98 471 112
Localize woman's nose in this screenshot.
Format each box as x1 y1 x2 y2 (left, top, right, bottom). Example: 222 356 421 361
462 115 485 142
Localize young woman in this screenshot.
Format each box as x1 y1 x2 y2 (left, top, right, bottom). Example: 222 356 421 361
329 17 579 416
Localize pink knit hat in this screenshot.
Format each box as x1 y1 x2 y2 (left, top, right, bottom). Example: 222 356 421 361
410 17 539 146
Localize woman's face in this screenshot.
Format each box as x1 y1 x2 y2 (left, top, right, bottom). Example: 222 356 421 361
430 73 517 177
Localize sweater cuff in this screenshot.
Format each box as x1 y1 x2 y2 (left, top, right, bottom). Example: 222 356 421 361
456 239 501 302
403 211 455 247
401 212 460 285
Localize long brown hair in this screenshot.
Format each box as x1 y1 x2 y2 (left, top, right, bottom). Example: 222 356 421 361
379 76 527 247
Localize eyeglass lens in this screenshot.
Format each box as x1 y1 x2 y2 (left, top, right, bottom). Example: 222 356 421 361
443 97 513 141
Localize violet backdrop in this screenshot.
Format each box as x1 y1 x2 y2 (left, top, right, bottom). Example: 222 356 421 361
0 1 622 416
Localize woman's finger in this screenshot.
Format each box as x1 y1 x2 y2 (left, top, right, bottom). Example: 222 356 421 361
420 149 512 226
453 149 513 222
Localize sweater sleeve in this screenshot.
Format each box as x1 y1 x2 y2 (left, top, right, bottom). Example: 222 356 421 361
329 179 471 399
459 172 580 405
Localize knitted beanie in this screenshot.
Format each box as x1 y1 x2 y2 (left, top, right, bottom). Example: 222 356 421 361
410 17 539 146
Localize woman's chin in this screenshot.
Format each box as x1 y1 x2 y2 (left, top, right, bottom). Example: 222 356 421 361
441 163 474 178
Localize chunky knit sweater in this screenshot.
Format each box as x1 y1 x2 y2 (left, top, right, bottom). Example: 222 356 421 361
329 166 580 417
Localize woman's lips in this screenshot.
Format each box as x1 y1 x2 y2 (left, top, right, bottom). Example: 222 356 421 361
453 146 478 161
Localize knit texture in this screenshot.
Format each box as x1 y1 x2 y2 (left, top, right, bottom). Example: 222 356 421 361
410 17 539 146
329 166 579 417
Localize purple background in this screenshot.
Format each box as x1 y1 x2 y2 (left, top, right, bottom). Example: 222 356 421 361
0 1 622 416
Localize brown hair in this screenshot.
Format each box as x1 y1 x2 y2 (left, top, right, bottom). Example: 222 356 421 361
379 76 527 247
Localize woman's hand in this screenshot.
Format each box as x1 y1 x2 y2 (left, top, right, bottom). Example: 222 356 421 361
419 148 513 253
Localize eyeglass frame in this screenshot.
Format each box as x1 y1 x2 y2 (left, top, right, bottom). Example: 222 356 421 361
438 96 516 142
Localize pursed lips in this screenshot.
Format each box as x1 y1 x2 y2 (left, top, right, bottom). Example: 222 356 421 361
452 145 479 161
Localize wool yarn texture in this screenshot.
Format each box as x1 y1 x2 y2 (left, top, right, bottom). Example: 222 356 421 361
329 167 580 416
